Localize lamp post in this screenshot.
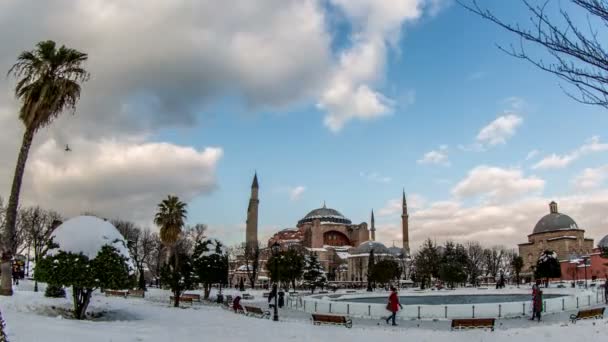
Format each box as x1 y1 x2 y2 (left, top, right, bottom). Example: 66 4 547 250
582 256 590 289
270 242 281 322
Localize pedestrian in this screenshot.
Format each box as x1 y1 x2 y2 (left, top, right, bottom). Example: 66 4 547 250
268 283 278 309
278 290 285 308
385 286 403 326
530 279 542 321
604 276 608 304
233 295 243 313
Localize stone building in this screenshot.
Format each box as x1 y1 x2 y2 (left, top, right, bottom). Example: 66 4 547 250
518 201 594 276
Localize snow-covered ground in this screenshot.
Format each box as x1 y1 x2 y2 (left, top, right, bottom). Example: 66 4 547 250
1 281 607 342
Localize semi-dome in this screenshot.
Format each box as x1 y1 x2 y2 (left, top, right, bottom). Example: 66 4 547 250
388 246 406 256
532 201 579 234
298 203 352 225
598 235 608 249
350 241 390 255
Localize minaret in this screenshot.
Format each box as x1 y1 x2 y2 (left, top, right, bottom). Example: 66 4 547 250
245 173 259 250
370 209 376 241
401 189 410 253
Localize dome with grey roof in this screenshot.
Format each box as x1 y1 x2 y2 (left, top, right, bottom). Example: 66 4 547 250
298 203 352 225
350 241 390 255
532 202 579 234
598 235 608 249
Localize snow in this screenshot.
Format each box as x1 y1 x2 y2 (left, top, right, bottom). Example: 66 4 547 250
1 281 608 341
48 216 131 262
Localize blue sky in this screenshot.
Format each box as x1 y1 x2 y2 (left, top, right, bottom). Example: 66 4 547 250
1 0 607 249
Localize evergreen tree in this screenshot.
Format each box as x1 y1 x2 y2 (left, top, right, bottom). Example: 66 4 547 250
192 239 229 299
302 252 326 293
0 308 7 342
370 259 401 285
161 251 197 307
366 249 375 291
438 242 468 288
413 239 440 289
511 255 524 287
36 245 133 319
535 250 561 287
282 249 305 291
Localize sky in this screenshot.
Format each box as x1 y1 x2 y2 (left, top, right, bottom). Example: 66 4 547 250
1 0 608 251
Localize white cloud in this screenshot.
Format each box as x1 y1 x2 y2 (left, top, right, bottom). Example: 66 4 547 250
526 149 540 161
8 138 222 224
318 0 425 132
533 136 608 169
378 194 426 216
572 165 608 191
452 166 544 202
467 71 486 81
476 114 523 146
289 186 306 201
360 171 392 183
417 145 450 166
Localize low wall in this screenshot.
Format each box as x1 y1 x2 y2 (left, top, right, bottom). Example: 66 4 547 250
287 290 604 320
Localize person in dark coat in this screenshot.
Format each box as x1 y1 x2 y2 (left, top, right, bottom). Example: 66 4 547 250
278 290 285 308
385 286 403 326
530 279 542 321
233 295 243 313
268 284 278 308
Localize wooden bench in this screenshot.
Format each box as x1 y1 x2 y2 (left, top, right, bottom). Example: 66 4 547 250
170 296 193 305
128 289 145 298
451 318 495 331
242 293 254 300
263 292 270 298
570 307 605 323
244 306 270 319
312 314 352 328
105 290 128 298
345 290 356 293
181 294 201 302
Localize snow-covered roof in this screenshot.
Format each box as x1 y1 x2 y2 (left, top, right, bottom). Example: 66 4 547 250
547 236 577 241
336 252 350 260
49 216 131 263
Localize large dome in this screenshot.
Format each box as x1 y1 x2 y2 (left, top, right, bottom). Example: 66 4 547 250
598 235 608 249
298 204 352 225
350 241 390 255
532 201 579 234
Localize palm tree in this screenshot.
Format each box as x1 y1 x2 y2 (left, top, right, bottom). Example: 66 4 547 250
154 195 188 257
1 41 89 296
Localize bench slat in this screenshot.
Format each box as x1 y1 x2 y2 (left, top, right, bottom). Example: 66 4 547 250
312 314 352 328
451 318 495 331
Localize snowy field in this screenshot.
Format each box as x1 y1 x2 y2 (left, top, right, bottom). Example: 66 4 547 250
1 281 607 342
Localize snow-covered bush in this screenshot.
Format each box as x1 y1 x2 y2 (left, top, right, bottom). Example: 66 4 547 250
35 216 134 319
192 239 228 299
44 284 65 298
0 308 8 342
161 251 196 307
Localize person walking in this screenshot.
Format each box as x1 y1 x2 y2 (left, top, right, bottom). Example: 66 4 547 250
530 279 542 321
268 283 278 309
232 295 243 313
385 286 403 326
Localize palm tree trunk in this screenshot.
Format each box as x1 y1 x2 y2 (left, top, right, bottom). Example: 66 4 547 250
1 127 35 296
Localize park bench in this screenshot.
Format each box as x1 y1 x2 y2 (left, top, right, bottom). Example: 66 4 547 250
182 294 201 302
105 290 128 298
345 290 356 293
318 291 329 294
242 293 254 300
311 314 353 328
451 318 495 331
263 292 270 298
570 307 605 323
128 289 145 298
244 306 270 319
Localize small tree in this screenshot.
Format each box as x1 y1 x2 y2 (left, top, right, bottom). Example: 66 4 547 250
302 252 326 293
0 307 8 342
414 239 440 289
36 245 132 319
192 239 228 299
243 244 260 289
366 249 376 291
370 259 401 286
280 249 305 291
439 242 468 288
535 250 562 287
161 251 196 307
466 242 484 287
511 255 524 287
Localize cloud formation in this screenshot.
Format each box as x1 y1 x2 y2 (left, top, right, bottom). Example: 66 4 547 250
533 136 608 169
289 186 307 201
476 114 523 146
417 145 450 166
360 171 392 183
572 165 608 191
452 166 544 202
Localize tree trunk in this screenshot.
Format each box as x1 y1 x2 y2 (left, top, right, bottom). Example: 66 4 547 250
204 284 210 299
73 287 93 320
1 127 35 296
173 290 180 307
0 260 12 296
138 268 146 291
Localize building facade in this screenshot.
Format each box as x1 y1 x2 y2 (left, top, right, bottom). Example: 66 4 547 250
518 201 594 276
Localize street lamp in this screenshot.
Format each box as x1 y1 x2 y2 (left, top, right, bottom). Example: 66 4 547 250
270 242 281 322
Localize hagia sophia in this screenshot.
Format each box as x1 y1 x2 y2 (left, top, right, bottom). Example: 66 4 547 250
233 173 608 286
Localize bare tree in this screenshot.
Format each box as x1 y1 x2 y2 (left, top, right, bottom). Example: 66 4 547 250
146 233 164 288
113 220 158 291
466 242 485 287
243 244 260 289
460 0 608 108
21 207 62 292
184 223 207 245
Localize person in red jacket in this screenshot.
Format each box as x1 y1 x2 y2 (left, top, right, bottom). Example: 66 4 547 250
385 286 403 326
